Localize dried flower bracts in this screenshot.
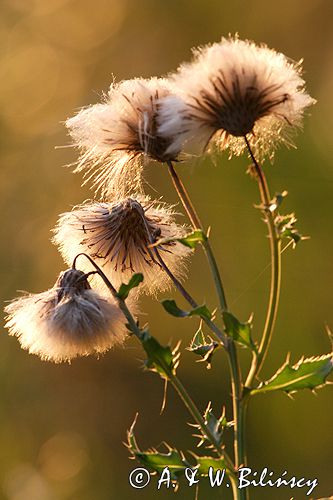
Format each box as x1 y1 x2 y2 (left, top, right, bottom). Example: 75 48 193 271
67 78 181 197
5 269 129 363
158 36 315 159
53 197 191 294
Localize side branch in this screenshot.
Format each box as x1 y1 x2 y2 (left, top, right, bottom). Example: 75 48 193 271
244 137 282 388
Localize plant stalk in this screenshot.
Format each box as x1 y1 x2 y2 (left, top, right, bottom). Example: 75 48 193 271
243 137 282 388
166 160 228 312
166 162 245 499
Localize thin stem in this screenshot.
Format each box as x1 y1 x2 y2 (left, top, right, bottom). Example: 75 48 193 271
167 160 228 312
227 343 243 466
166 162 245 499
244 137 282 388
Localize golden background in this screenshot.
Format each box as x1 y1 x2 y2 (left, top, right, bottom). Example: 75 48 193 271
1 0 332 498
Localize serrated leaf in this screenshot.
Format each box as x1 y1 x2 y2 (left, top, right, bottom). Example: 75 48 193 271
251 353 333 395
126 415 190 480
161 300 212 321
150 229 207 250
177 230 207 249
222 311 257 352
193 455 228 475
187 327 219 368
141 330 180 380
117 273 143 300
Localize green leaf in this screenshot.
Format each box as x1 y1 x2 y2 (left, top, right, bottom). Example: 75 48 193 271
161 299 188 318
126 415 190 480
150 229 207 250
117 273 143 299
251 353 333 395
141 330 180 380
189 305 212 321
177 230 207 249
187 327 219 368
162 299 212 321
193 455 228 475
223 311 257 352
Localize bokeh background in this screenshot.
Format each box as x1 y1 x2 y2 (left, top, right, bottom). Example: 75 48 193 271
1 0 332 499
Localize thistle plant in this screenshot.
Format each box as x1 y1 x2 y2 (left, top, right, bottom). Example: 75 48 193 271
5 36 332 499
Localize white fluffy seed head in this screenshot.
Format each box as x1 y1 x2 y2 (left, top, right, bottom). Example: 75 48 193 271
158 36 316 159
53 196 191 294
5 269 131 363
67 78 181 198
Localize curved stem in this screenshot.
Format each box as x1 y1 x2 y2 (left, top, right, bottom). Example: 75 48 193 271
243 137 282 388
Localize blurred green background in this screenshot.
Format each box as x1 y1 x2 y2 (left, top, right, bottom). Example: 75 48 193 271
1 0 332 499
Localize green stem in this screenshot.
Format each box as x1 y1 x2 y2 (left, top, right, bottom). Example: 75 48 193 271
167 160 228 312
166 162 245 500
243 137 282 388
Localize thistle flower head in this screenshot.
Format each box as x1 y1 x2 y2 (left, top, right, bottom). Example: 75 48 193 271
53 196 191 294
158 36 316 159
5 268 131 363
67 78 180 198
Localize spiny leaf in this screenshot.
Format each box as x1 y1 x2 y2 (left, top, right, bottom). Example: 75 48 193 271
223 311 257 352
117 273 143 300
161 299 212 321
126 415 190 480
191 402 231 448
251 353 333 395
187 326 219 368
150 229 207 250
141 330 180 380
177 230 207 249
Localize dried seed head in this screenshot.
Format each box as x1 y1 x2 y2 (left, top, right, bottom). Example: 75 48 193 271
67 78 181 198
5 269 131 363
158 36 316 159
53 197 191 294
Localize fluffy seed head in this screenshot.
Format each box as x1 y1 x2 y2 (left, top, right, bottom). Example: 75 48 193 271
67 78 180 198
158 36 316 159
5 268 130 363
53 196 191 294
